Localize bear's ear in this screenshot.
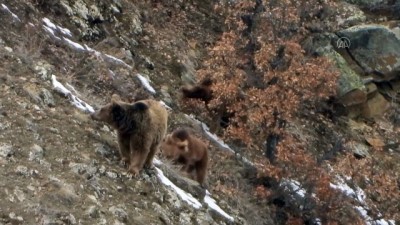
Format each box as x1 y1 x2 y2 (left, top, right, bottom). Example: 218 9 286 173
111 94 121 103
132 102 149 111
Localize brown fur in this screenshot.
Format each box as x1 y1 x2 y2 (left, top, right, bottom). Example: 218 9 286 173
161 128 208 185
91 95 168 176
181 78 213 103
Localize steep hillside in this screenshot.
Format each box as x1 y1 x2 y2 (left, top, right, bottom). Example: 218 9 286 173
0 0 399 225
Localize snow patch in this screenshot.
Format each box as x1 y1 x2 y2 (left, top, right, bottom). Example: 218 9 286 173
329 177 365 202
1 4 21 22
63 38 85 51
282 179 307 198
155 167 202 209
84 45 102 58
330 176 395 225
43 18 72 37
155 159 234 221
51 75 94 113
42 18 57 30
136 74 156 94
66 83 81 96
57 25 72 37
43 25 61 40
184 114 254 167
103 54 132 69
204 191 234 222
41 18 132 69
201 122 233 151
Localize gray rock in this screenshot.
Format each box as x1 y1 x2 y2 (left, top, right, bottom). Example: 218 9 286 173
343 0 383 7
160 86 173 106
194 211 216 225
69 162 88 175
324 45 366 100
303 33 367 104
177 56 197 84
129 15 142 35
0 121 11 131
152 202 172 224
352 142 370 158
73 0 90 20
59 214 76 225
15 166 29 176
98 218 108 225
86 165 98 177
86 205 100 218
8 212 23 222
58 0 103 40
95 144 114 158
106 171 118 179
34 61 54 80
98 165 106 175
29 144 44 161
69 162 98 178
14 187 26 202
179 212 192 225
337 24 400 80
113 220 126 225
0 144 14 157
40 88 56 107
4 46 13 53
144 57 154 70
109 206 128 222
49 127 60 134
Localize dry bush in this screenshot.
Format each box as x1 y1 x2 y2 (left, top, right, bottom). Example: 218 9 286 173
193 0 338 148
13 23 48 65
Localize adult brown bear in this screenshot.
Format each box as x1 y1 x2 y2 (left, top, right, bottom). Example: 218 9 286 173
161 128 209 185
91 95 168 176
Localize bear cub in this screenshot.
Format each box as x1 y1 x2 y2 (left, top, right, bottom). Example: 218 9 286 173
181 78 213 104
161 128 209 185
91 95 168 176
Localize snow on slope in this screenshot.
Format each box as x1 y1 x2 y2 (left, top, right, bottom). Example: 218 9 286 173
51 75 94 113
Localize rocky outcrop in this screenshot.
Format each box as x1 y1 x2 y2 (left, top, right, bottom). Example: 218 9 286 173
343 0 384 7
337 24 400 80
336 2 367 28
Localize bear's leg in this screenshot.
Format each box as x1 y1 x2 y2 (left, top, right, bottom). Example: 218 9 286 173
117 134 130 165
128 141 151 176
144 143 160 169
195 156 208 185
182 163 192 173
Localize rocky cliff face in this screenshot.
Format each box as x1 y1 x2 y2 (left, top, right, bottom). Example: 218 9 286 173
0 0 399 225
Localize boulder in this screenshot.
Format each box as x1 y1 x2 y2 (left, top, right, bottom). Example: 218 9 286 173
337 24 400 80
343 0 384 7
316 43 366 104
363 92 390 118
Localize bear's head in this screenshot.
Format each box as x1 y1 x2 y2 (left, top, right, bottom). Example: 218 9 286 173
161 129 190 159
91 97 149 133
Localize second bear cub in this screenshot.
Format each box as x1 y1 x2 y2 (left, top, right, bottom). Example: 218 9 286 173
161 128 208 185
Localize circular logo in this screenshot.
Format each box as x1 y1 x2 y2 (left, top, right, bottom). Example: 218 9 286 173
336 37 351 49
